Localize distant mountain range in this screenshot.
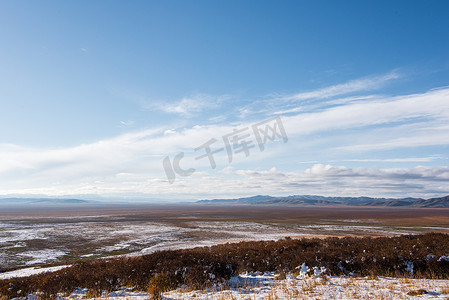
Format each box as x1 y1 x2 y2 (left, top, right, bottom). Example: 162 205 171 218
1 195 448 208
0 198 93 205
197 195 449 208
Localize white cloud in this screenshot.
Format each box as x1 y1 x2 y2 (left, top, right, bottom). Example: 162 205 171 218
2 163 447 199
163 129 176 135
282 87 449 139
235 167 285 177
273 107 302 115
239 72 399 119
0 122 238 197
1 73 449 200
119 120 134 127
283 71 400 102
340 156 443 163
145 94 229 117
161 98 207 115
226 164 449 198
208 115 227 122
335 124 449 152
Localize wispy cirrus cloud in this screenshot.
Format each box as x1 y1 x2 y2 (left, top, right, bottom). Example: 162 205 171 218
335 126 449 152
143 94 230 117
339 156 444 163
282 87 449 136
239 71 401 119
280 71 400 102
1 71 449 199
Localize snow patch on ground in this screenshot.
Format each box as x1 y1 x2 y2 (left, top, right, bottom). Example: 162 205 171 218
165 276 449 300
0 265 70 280
19 249 67 265
15 272 449 299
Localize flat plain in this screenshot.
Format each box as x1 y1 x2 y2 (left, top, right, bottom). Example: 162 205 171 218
1 204 449 270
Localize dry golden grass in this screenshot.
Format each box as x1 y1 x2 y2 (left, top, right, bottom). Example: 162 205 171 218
2 233 449 299
407 288 428 296
84 289 102 298
441 286 449 294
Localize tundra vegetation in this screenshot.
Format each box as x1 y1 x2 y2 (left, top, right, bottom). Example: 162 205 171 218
1 233 448 299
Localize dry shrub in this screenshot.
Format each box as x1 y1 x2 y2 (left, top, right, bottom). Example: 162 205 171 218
440 286 449 294
85 288 102 298
407 289 427 296
1 233 449 298
147 272 171 300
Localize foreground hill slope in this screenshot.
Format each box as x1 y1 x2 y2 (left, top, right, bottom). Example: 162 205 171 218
1 233 449 298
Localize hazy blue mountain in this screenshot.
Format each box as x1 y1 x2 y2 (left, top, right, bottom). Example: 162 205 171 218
197 195 449 208
197 195 276 203
0 198 93 205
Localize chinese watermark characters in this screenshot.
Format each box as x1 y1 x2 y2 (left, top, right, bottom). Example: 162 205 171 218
163 116 288 184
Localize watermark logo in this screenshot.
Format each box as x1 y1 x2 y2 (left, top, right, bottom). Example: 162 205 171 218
163 116 288 184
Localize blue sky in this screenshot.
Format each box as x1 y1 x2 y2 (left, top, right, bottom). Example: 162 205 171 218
0 1 448 200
